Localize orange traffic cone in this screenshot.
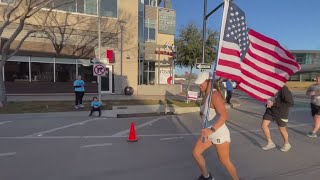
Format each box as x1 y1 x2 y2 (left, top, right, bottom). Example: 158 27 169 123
127 121 138 142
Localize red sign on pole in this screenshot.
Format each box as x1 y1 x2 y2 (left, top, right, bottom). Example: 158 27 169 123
106 50 114 63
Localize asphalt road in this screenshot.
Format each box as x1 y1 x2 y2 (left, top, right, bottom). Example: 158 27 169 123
0 96 319 180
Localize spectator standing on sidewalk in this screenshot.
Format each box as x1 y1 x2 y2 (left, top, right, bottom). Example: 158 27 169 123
306 74 320 138
261 85 294 152
226 79 233 104
73 75 85 109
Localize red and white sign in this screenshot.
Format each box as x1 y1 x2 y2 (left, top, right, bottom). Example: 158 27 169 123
187 91 198 101
93 64 106 76
160 69 172 84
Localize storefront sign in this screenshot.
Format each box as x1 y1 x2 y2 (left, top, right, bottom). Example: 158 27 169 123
160 69 173 84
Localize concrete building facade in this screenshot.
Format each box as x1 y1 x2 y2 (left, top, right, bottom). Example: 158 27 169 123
290 50 320 81
0 0 181 95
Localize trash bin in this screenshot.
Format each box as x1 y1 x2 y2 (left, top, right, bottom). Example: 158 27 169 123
124 86 134 96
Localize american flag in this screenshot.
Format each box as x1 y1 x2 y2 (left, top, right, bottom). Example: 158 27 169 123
216 2 301 102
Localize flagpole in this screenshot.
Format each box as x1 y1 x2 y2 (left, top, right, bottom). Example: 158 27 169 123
203 0 231 134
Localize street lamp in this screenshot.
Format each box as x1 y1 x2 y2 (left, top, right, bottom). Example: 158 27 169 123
118 20 126 76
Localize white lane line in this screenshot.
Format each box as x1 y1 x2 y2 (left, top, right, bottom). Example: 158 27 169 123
0 152 16 157
0 122 312 140
25 117 101 137
81 143 112 148
160 136 184 141
0 121 12 125
111 116 168 137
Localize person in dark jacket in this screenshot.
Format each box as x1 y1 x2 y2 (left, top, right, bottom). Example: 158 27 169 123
261 85 294 152
226 79 233 104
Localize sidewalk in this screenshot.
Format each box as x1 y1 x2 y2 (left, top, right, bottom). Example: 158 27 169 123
7 93 183 102
4 93 240 117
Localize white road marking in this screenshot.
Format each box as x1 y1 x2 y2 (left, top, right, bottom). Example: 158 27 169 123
81 143 112 148
0 122 312 140
0 152 16 157
160 137 184 141
25 118 101 137
0 121 12 125
111 116 168 137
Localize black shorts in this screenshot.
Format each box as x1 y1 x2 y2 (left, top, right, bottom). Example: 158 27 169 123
263 111 288 127
311 103 320 117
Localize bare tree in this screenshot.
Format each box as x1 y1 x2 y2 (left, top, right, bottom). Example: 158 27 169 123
39 10 120 59
0 0 68 107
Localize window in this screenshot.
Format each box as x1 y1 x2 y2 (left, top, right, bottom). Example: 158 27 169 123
144 19 156 41
31 63 54 82
55 0 76 12
101 0 117 18
56 64 76 82
144 0 157 7
78 64 97 83
4 62 29 82
295 54 306 64
76 0 85 13
85 0 97 15
138 11 144 42
0 0 15 3
143 61 155 85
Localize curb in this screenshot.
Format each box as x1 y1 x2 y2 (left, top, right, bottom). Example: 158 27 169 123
101 99 241 118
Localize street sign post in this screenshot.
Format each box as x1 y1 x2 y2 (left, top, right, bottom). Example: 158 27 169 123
196 63 212 69
93 64 106 76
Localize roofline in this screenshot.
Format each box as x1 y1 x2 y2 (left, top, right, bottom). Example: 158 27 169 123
289 50 320 54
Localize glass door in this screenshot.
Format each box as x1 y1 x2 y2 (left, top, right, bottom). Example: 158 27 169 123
101 65 112 93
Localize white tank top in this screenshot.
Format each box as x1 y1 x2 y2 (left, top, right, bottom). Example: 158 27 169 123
200 90 220 128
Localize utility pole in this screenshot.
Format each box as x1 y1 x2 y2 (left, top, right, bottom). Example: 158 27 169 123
97 0 102 101
202 0 207 64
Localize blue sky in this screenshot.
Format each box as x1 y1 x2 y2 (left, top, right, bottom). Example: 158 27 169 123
172 0 320 75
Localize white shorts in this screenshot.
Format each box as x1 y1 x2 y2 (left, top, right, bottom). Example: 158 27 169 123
208 123 231 144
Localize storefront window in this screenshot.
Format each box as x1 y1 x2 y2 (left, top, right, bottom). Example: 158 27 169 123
78 64 97 83
143 61 155 85
4 61 29 82
56 64 76 82
31 63 54 82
